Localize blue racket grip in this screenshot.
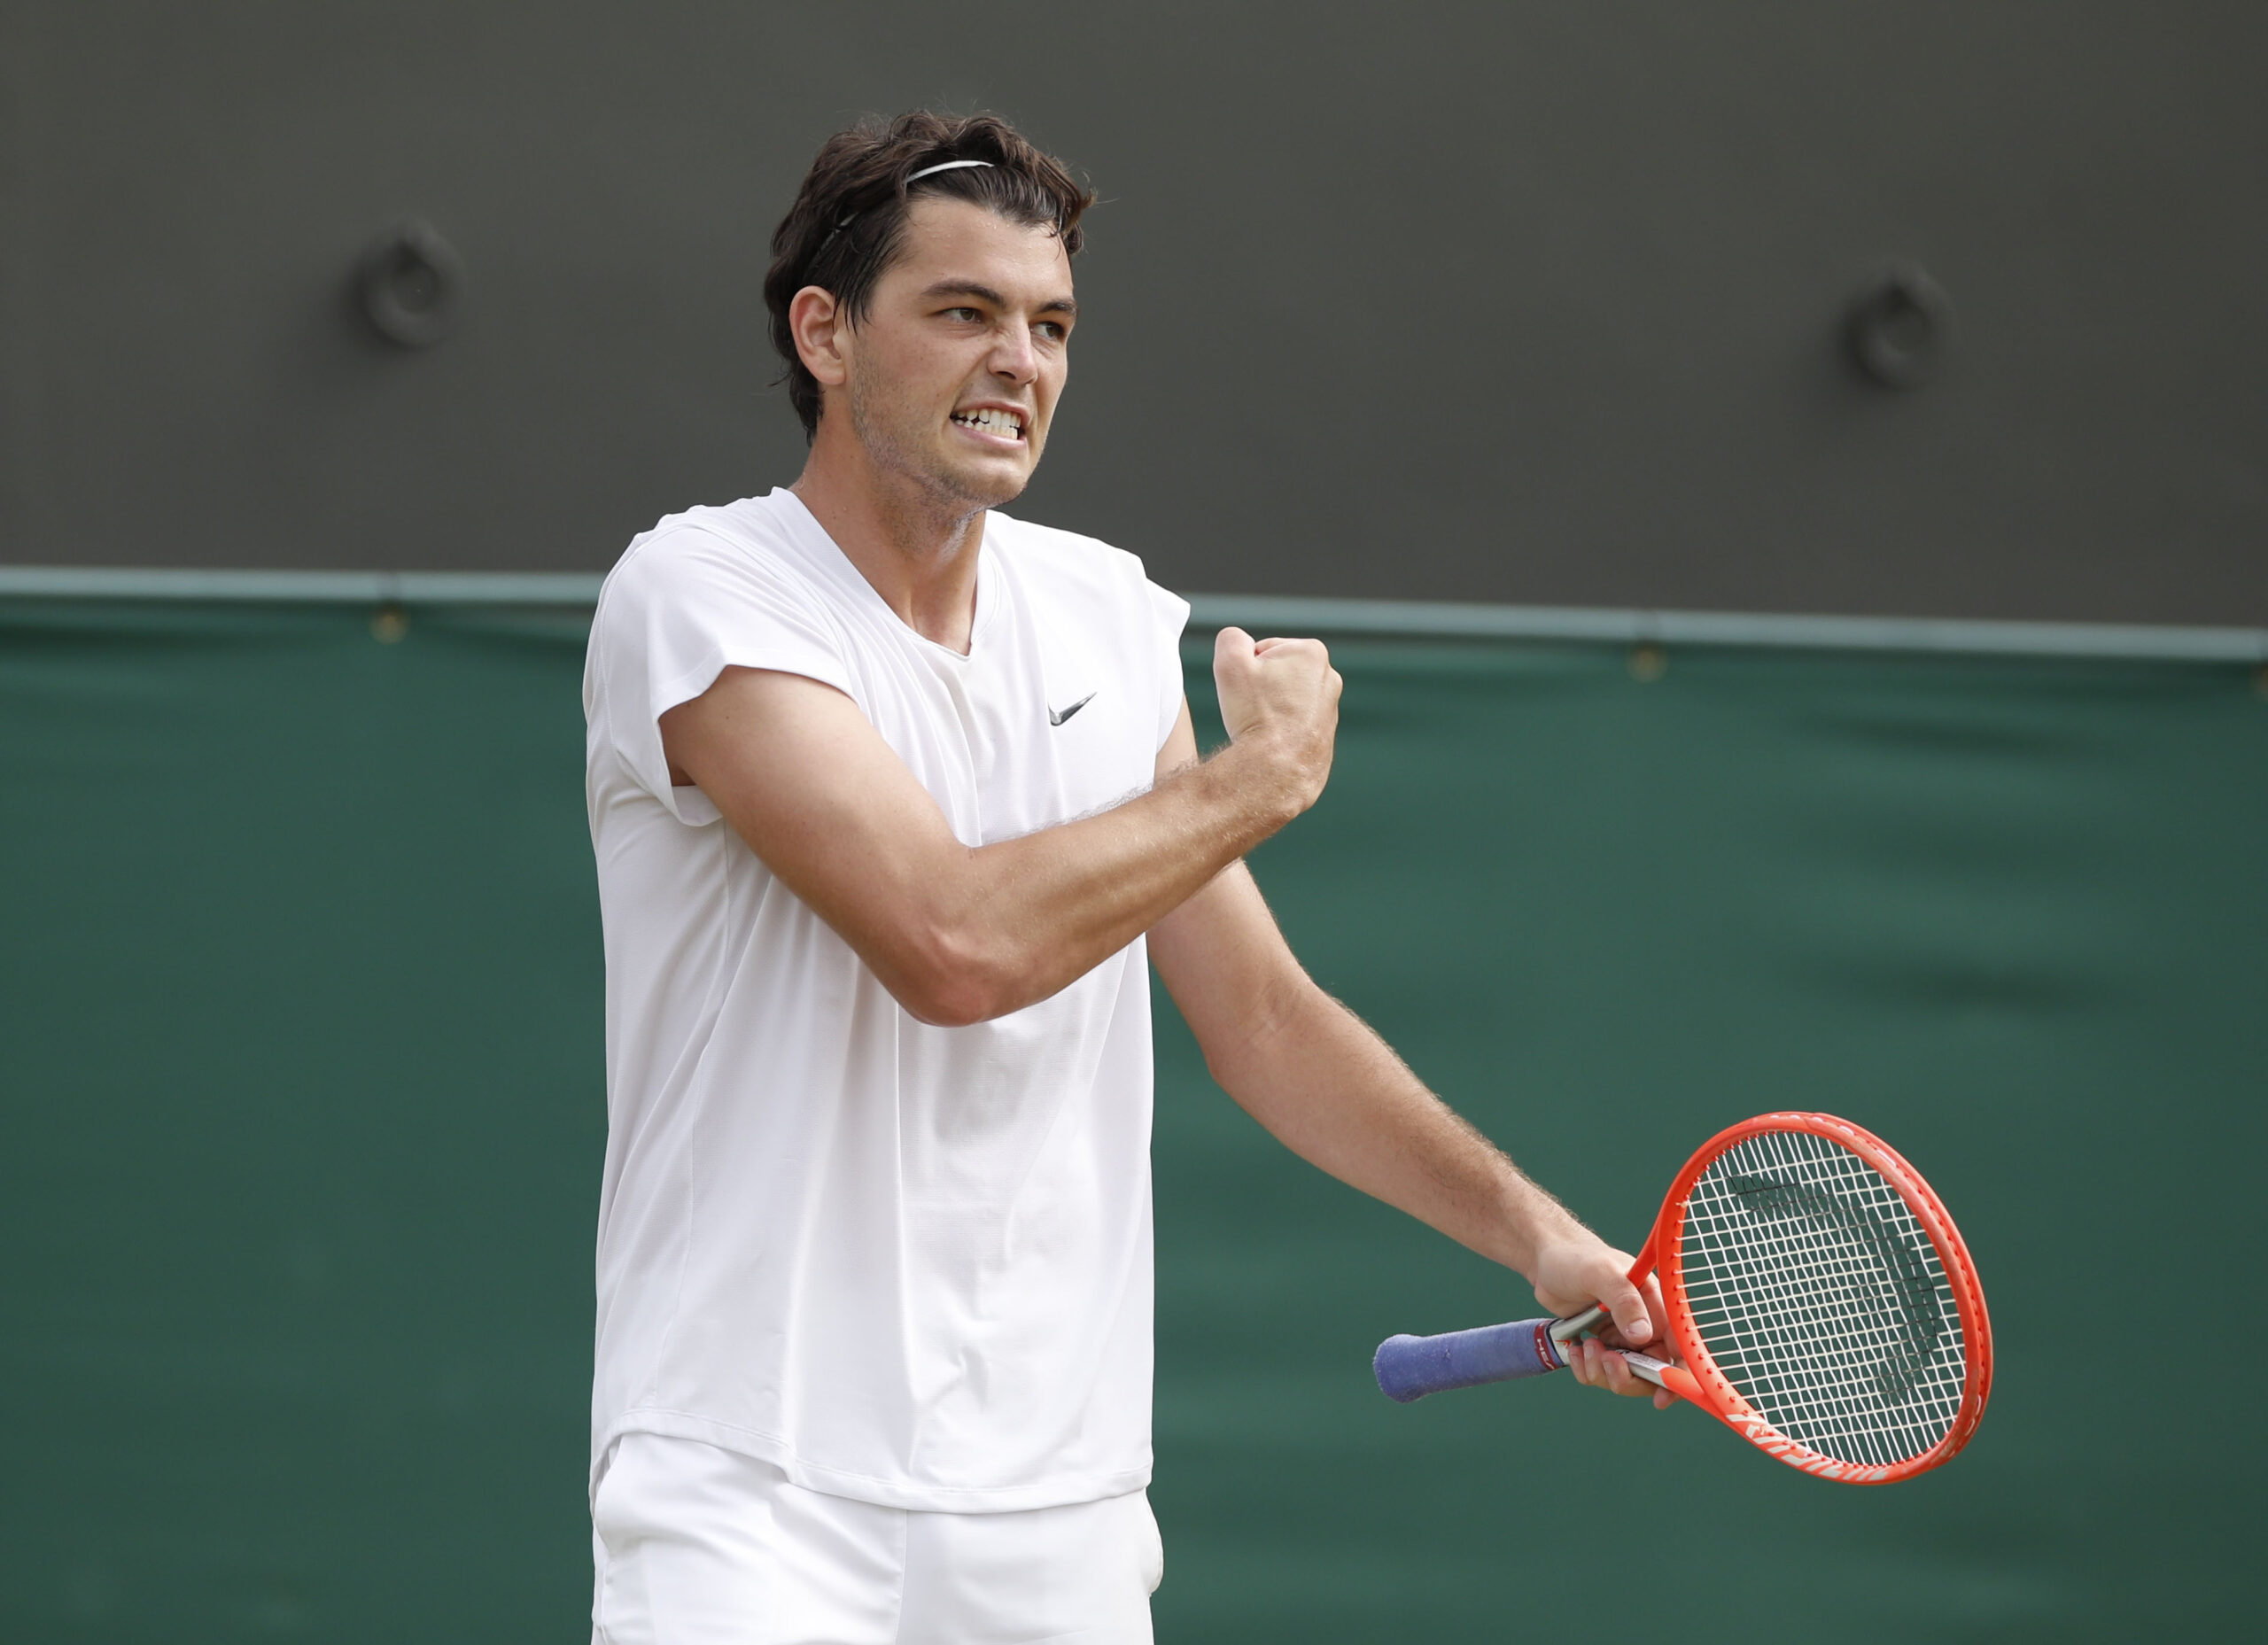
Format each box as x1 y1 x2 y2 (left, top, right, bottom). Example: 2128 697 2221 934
1373 1316 1566 1403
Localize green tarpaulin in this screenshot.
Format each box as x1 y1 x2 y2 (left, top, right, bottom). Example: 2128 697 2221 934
2 596 2260 1641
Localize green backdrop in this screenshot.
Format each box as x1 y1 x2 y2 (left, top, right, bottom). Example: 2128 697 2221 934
1 596 2261 1641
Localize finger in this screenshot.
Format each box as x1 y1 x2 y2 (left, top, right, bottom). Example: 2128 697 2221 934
1653 1385 1675 1411
1590 1342 1619 1391
1611 1353 1658 1401
1602 1274 1653 1347
1638 1275 1668 1332
1213 626 1255 672
1577 1339 1649 1400
1573 1339 1603 1388
1635 1275 1677 1362
1253 635 1327 663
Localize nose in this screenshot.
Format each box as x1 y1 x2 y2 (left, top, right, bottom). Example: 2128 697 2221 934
988 322 1038 387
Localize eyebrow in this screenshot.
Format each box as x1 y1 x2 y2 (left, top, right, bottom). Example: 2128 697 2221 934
920 279 1077 318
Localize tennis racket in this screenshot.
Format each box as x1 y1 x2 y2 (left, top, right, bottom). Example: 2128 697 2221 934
1372 1112 1992 1484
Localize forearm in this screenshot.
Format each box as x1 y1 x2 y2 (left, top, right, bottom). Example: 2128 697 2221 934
1208 982 1588 1277
1152 823 1658 1356
911 738 1298 1021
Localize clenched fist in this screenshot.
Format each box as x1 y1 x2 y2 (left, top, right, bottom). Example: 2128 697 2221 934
1212 625 1341 819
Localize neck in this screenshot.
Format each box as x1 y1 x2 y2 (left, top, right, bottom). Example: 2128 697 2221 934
790 423 987 655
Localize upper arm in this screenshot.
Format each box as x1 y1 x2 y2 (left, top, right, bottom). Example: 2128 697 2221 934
660 665 979 1021
1153 694 1198 784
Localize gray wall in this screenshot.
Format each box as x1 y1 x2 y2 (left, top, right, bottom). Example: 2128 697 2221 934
2 2 2263 624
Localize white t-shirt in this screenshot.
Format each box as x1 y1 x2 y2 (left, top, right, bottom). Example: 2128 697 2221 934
582 488 1189 1512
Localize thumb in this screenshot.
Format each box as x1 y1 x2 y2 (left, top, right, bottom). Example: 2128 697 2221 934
1604 1275 1653 1346
1213 627 1258 726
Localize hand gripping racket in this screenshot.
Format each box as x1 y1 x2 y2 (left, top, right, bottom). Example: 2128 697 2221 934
1372 1113 1992 1484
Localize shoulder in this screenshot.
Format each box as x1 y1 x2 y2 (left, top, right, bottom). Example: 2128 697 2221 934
583 493 862 723
596 495 827 629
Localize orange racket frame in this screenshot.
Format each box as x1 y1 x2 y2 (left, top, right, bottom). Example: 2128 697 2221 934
1591 1111 1992 1484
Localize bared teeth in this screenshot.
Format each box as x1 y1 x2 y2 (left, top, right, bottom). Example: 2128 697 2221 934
954 408 1022 438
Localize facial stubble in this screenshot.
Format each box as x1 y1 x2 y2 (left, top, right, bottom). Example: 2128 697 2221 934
844 346 1031 521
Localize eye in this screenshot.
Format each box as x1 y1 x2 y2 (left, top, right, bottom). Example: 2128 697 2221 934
941 306 983 322
1036 321 1068 343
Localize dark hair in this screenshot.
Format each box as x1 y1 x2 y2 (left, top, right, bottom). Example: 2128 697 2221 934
764 112 1095 439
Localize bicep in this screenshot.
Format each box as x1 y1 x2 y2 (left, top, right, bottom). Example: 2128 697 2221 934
659 666 968 987
1154 695 1198 782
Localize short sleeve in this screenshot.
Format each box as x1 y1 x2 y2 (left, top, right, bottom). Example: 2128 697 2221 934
586 524 856 824
1146 578 1192 750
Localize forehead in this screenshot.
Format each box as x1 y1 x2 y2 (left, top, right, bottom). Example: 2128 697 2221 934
877 197 1074 301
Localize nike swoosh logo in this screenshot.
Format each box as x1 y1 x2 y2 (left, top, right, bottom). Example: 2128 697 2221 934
1048 692 1096 726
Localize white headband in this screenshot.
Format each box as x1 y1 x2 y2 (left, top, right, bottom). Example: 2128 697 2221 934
905 159 995 183
822 159 1001 247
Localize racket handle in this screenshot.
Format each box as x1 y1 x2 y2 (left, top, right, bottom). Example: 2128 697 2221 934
1373 1317 1565 1403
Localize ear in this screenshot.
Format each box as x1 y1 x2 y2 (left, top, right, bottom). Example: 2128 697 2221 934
788 285 848 390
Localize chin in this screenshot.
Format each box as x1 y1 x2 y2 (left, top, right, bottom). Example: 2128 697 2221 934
935 454 1033 511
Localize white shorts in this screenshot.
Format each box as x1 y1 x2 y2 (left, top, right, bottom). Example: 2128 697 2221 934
591 1432 1164 1645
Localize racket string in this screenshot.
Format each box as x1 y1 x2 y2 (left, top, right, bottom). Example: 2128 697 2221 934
1686 1136 1965 1465
1679 1129 1965 1466
1696 1141 1947 1457
1689 1137 1964 1466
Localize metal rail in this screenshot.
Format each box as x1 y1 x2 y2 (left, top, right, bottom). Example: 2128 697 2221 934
3 566 2262 663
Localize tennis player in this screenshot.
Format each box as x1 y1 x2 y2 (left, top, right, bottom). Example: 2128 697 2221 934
581 110 1665 1645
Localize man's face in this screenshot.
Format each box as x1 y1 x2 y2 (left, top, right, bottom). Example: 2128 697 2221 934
835 198 1076 511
